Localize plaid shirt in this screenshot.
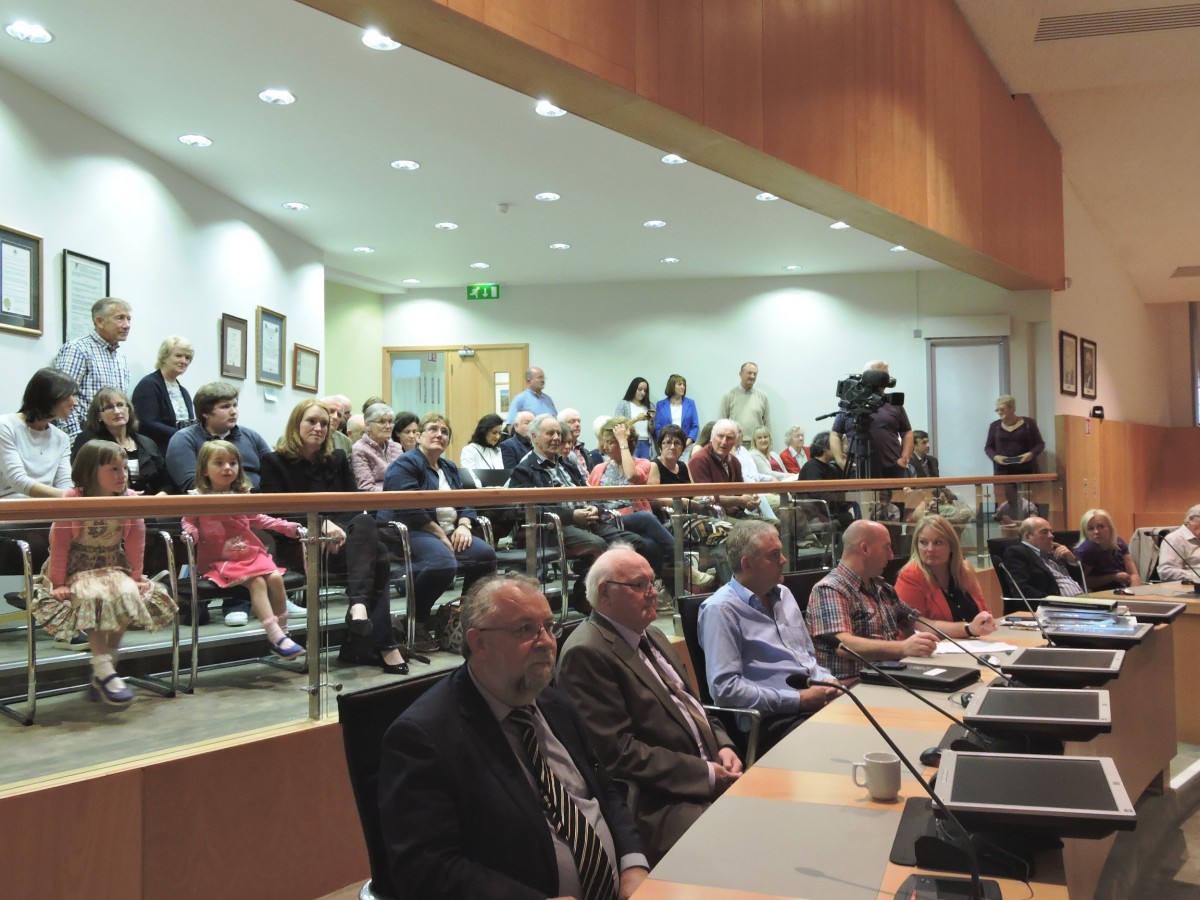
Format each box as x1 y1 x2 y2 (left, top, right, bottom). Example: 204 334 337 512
51 331 130 436
805 563 919 680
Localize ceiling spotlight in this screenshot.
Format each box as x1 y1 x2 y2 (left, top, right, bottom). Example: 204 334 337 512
830 221 850 230
783 265 802 271
402 278 421 285
177 134 213 148
390 159 420 171
258 88 295 105
661 153 687 165
5 20 52 43
643 220 666 229
890 245 907 252
534 192 560 202
660 257 680 264
352 246 375 254
434 222 458 230
470 262 490 269
362 28 401 50
282 202 309 211
549 243 571 250
755 192 779 202
535 99 566 117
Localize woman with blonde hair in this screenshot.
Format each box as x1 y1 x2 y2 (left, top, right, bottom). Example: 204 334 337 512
895 515 996 638
1074 508 1140 590
132 335 195 456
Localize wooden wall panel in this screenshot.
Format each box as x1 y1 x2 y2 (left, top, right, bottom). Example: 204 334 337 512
701 1 763 150
634 0 705 123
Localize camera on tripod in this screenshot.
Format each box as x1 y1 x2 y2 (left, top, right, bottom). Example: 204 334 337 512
835 368 896 417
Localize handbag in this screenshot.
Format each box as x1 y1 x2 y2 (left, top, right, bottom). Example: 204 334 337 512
431 597 464 654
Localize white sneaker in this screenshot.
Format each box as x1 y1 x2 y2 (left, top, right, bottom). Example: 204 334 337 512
285 599 306 618
224 611 249 627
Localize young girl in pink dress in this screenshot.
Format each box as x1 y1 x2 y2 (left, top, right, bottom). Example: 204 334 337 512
182 441 305 659
31 440 177 707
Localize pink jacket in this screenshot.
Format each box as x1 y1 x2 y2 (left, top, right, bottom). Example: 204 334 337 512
47 488 146 586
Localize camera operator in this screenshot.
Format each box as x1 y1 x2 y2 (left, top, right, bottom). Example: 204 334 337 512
830 360 912 479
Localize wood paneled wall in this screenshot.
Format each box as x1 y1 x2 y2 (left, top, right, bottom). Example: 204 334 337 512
303 0 1065 291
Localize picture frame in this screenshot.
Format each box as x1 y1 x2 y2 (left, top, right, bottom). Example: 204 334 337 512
0 224 43 337
255 306 287 387
62 249 110 342
1080 338 1097 401
1059 330 1078 396
292 343 319 393
220 313 248 380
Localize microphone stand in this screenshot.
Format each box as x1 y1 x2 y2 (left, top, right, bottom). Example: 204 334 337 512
1160 536 1200 594
994 560 1056 646
915 618 1010 685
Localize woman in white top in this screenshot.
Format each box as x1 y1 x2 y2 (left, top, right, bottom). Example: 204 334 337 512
748 426 794 481
459 413 504 470
614 376 655 460
0 368 78 499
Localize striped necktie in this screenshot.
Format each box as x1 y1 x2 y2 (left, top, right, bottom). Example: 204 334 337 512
508 706 618 900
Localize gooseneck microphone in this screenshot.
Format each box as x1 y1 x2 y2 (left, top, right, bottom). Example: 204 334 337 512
993 560 1055 646
916 618 1010 686
1160 537 1200 591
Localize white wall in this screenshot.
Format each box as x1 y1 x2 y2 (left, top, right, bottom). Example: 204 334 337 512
0 66 324 440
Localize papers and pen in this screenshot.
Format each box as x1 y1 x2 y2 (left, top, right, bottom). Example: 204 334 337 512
934 639 1019 656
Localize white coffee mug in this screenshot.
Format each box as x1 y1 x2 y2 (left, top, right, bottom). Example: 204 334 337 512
851 751 901 801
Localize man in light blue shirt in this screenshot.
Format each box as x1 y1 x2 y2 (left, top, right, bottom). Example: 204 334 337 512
698 519 839 750
506 366 557 424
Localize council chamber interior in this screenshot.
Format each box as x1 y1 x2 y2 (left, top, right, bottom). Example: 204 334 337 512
2 1 1199 899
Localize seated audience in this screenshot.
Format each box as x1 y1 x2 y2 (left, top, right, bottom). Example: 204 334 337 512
806 520 938 680
688 419 761 519
907 486 973 526
614 376 655 459
166 381 271 492
391 411 420 451
378 573 648 899
459 413 504 470
71 387 170 495
871 489 901 522
499 410 535 468
557 545 741 864
1074 508 1141 590
131 335 195 457
994 482 1038 525
796 430 856 529
907 429 939 478
895 515 996 636
654 374 699 448
748 427 793 481
351 403 400 491
346 413 366 444
647 424 722 589
322 394 354 456
779 426 807 474
1147 505 1200 583
1001 516 1084 600
558 408 591 480
0 368 77 500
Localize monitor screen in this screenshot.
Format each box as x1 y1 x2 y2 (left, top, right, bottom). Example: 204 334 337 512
1014 648 1120 669
974 688 1100 720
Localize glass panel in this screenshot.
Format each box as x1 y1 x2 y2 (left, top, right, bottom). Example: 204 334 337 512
388 350 445 420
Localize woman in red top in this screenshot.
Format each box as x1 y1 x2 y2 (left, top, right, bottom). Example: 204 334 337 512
895 514 996 639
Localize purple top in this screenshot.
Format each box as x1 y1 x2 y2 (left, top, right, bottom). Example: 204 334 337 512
1075 537 1130 578
984 417 1044 475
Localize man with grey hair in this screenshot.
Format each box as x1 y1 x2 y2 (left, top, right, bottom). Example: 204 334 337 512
500 409 536 468
321 394 354 455
506 365 557 424
687 418 761 518
52 296 133 436
345 413 366 444
379 573 648 898
558 545 741 863
1000 516 1085 602
830 359 912 478
558 407 592 480
1156 504 1200 582
717 361 770 442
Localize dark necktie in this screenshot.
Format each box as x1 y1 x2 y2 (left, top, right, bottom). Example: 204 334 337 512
508 706 618 900
638 636 722 761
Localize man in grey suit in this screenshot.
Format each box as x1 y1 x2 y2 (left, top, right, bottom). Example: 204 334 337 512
557 545 743 864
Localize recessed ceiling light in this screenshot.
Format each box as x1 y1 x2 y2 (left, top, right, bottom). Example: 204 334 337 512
470 262 490 269
755 192 779 202
534 192 561 202
661 153 687 165
5 20 52 43
890 245 907 252
352 246 375 254
830 221 851 230
434 222 458 230
362 28 401 50
390 159 420 171
282 201 308 211
643 220 667 229
402 278 421 285
177 134 212 148
549 243 571 250
660 257 680 264
258 88 295 105
535 99 566 117
783 265 802 271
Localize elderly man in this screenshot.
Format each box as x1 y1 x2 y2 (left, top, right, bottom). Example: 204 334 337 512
319 394 354 455
558 545 742 864
717 362 770 442
345 413 366 444
698 520 839 750
687 419 761 518
379 574 648 899
1001 516 1085 603
500 410 535 468
51 297 132 436
165 381 272 492
558 407 591 480
830 360 912 478
1156 505 1200 582
506 366 557 424
806 520 940 680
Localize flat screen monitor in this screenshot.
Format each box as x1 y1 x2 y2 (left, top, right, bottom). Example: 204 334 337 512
935 751 1136 839
1000 646 1124 687
1118 599 1186 624
1041 619 1152 649
964 687 1111 740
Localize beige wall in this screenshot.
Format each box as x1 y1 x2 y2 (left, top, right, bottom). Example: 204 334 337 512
324 282 385 408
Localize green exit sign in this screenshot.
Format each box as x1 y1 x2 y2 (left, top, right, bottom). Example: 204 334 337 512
467 283 500 300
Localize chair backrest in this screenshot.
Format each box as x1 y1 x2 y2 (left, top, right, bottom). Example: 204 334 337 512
782 569 831 613
678 593 715 705
1053 530 1080 549
882 557 907 587
986 538 1021 595
337 670 452 900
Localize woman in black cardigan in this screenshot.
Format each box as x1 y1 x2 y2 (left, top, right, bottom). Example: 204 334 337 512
132 336 195 457
71 387 171 495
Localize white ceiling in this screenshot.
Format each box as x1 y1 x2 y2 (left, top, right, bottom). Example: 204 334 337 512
955 0 1200 305
0 0 944 295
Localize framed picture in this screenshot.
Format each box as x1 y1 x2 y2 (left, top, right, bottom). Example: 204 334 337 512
293 343 319 393
1059 330 1078 396
255 306 287 386
62 250 110 342
220 313 248 380
0 224 43 337
1080 338 1097 401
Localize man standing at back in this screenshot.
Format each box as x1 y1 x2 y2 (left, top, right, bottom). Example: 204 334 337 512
507 366 557 424
717 362 770 443
52 297 132 437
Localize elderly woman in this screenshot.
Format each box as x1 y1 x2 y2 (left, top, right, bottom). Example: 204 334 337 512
614 376 656 459
392 411 420 451
382 413 497 648
260 399 408 674
984 395 1044 476
780 426 807 474
653 373 699 448
459 413 504 470
351 403 400 491
895 515 996 638
71 387 170 495
1075 508 1140 590
132 336 195 457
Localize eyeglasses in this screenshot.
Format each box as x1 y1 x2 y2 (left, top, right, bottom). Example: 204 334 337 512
607 578 656 595
100 402 128 413
660 439 683 447
423 425 450 436
476 620 563 642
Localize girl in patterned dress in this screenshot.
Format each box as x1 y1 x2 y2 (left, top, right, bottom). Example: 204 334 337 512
31 440 177 706
182 441 305 659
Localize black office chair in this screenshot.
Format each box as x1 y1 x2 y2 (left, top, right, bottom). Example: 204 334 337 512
677 594 760 767
782 569 831 614
881 557 907 587
337 670 452 900
986 537 1031 613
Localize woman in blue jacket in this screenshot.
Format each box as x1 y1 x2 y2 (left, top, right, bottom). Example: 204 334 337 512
654 373 700 449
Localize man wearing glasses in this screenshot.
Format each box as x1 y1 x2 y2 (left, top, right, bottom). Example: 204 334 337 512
558 545 742 864
379 574 648 899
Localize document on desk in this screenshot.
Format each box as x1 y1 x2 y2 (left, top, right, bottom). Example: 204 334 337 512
933 639 1018 655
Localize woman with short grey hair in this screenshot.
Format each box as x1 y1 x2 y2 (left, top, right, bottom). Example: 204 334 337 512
132 335 195 456
351 402 401 491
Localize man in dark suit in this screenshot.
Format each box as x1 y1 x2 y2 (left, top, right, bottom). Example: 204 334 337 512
557 546 743 864
379 574 648 899
908 430 939 478
500 410 535 467
1002 516 1085 602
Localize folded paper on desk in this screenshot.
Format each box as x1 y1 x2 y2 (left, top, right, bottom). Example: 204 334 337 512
934 640 1019 656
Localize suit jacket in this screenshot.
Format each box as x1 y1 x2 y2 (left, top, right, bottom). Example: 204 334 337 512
909 453 939 478
653 396 700 443
131 370 194 456
1002 541 1083 600
378 664 643 900
500 433 533 468
557 615 734 863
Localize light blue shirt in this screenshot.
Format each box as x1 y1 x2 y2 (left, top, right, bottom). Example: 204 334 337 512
505 388 557 424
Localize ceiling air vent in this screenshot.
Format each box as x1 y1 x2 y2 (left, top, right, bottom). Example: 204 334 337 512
1035 3 1200 41
1171 266 1200 278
